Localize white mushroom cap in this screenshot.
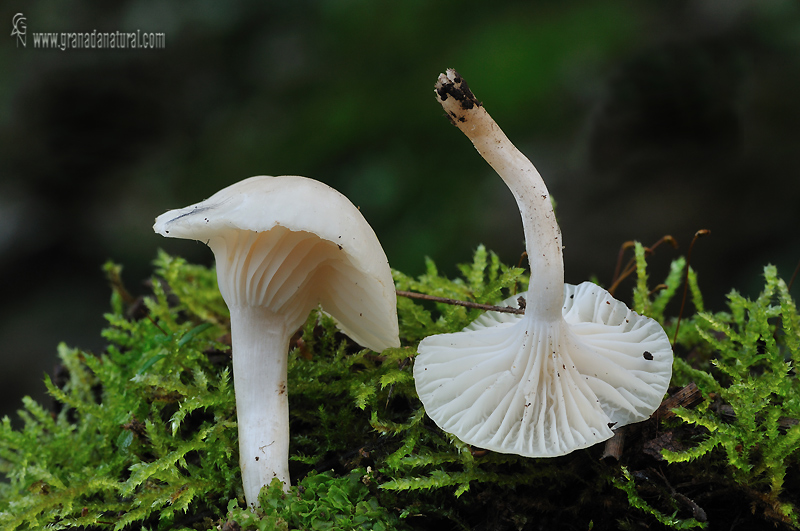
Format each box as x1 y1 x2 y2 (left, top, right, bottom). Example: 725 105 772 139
154 175 399 351
414 283 672 457
154 175 399 505
414 69 673 458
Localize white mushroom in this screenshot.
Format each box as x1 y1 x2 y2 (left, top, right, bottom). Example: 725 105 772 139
153 175 399 506
413 70 672 457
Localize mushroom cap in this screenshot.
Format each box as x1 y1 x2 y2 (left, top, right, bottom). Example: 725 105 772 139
413 282 672 457
154 175 399 352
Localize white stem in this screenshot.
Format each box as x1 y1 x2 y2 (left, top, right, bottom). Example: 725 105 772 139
435 69 564 321
229 305 292 506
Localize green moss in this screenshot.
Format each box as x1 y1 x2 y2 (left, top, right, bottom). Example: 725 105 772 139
663 265 800 526
0 246 798 530
226 471 406 531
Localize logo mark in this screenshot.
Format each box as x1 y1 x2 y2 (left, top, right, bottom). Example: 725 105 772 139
11 13 26 48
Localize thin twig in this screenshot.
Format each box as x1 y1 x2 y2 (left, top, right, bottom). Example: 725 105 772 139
396 290 524 314
652 467 708 522
673 230 710 346
601 427 626 461
608 235 677 296
611 241 636 288
654 383 703 421
147 316 168 336
608 260 637 295
788 257 800 293
513 251 528 295
385 356 412 409
649 284 669 297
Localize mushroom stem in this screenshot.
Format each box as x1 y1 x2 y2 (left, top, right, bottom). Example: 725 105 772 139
435 69 564 321
229 305 292 504
154 175 400 508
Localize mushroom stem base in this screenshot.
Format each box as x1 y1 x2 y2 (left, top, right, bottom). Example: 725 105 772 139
230 306 292 506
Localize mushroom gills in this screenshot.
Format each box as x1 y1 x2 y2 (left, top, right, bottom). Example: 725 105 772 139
416 282 673 457
419 313 616 457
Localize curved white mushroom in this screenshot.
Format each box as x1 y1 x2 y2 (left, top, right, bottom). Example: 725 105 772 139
154 175 399 506
413 70 672 457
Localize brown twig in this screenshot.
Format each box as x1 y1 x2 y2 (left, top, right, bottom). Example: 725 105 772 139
649 284 669 297
396 290 525 314
611 241 636 289
147 316 168 336
608 260 637 296
788 257 800 293
712 403 799 433
654 383 703 421
673 230 710 346
608 235 677 296
652 467 708 522
512 251 528 295
385 356 412 409
515 251 529 270
601 427 626 461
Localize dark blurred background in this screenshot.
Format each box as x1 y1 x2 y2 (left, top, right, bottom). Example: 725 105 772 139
1 0 799 421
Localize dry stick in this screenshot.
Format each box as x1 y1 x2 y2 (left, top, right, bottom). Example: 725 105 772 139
516 251 529 270
608 238 675 294
512 251 528 295
672 230 711 346
601 427 626 461
611 241 636 288
654 382 703 421
714 403 799 432
603 382 702 460
147 316 168 336
788 257 800 292
652 467 708 522
608 260 637 296
654 235 678 254
396 290 525 315
608 235 677 295
384 356 412 409
649 283 669 297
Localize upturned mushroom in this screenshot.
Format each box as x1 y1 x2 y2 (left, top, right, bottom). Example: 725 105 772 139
413 70 673 457
154 175 400 506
